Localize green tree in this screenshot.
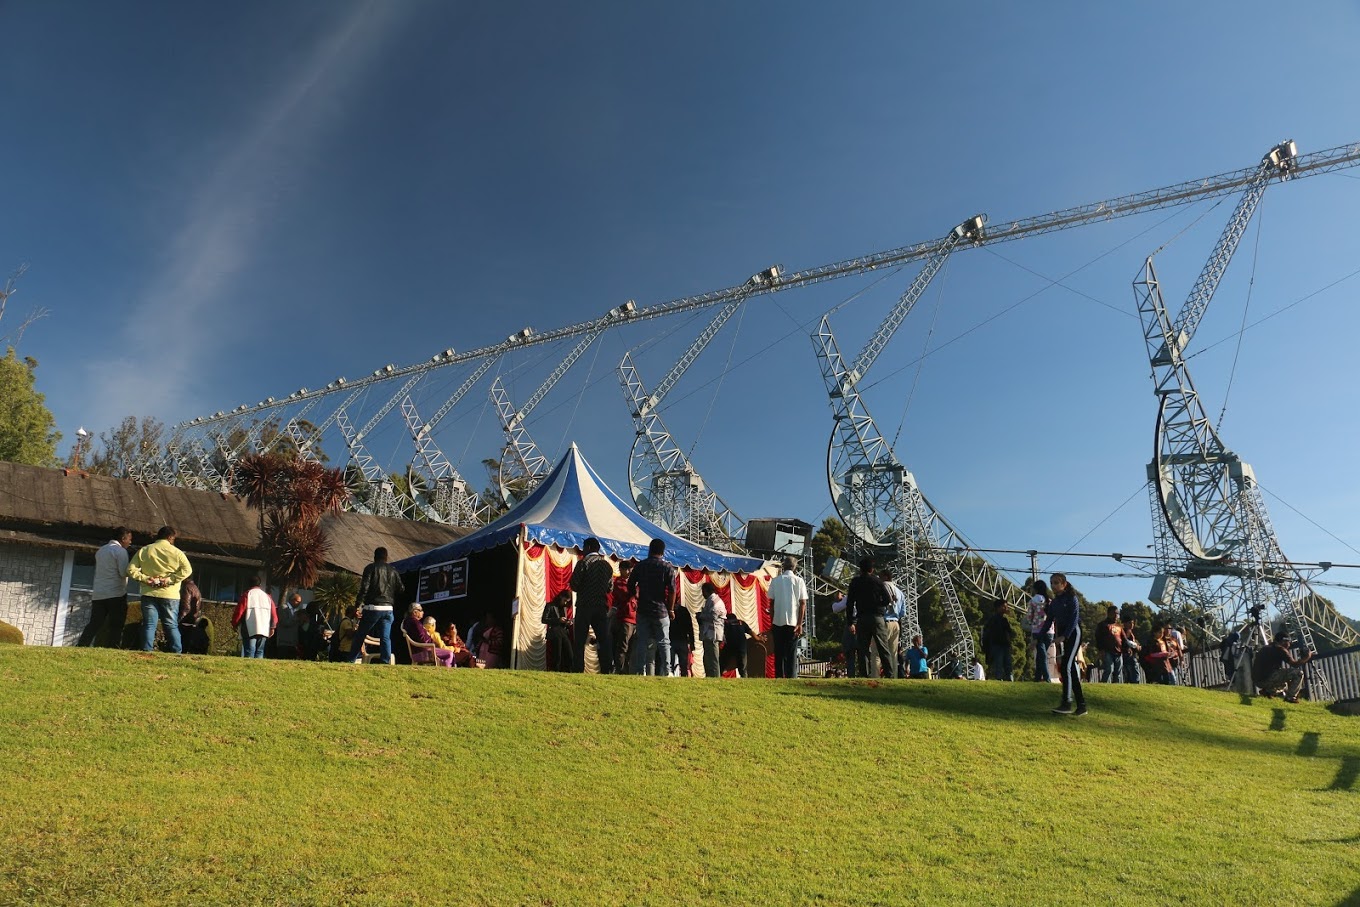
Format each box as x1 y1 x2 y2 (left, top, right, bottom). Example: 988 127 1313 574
312 571 360 625
808 517 850 642
0 348 60 466
88 415 165 478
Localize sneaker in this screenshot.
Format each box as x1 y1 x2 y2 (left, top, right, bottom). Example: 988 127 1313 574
1073 704 1089 716
1051 704 1074 715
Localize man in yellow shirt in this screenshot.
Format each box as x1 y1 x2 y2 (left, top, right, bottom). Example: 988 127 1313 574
127 525 193 653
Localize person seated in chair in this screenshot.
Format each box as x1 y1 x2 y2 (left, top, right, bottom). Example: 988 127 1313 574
331 604 361 661
440 621 475 667
402 604 454 667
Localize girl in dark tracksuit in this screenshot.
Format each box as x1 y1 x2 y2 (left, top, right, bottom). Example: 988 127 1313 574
1040 573 1087 715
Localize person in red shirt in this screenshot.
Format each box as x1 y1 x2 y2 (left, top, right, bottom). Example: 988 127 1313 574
608 561 638 674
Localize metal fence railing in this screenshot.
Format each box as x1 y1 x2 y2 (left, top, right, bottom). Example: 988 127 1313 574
1311 646 1360 703
1157 645 1360 703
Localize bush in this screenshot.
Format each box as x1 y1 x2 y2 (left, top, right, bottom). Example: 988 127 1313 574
808 639 842 662
0 620 23 645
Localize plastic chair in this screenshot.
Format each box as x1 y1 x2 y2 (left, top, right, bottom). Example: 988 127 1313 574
402 629 442 667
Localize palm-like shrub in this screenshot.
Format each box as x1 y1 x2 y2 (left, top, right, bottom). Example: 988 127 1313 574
236 453 349 595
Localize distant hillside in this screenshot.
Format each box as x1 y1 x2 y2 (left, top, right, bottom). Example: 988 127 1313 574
1 649 1357 907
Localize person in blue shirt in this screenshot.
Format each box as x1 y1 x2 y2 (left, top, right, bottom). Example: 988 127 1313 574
905 635 930 679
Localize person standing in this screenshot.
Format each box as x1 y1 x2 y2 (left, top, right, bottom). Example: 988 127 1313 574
232 576 277 658
1040 572 1086 716
1095 605 1125 683
1027 579 1053 683
981 599 1016 681
569 537 615 674
627 539 676 676
1166 625 1186 685
272 592 304 659
767 555 808 679
722 610 758 677
905 635 930 679
608 562 638 675
832 594 857 678
77 527 132 648
845 557 892 679
349 547 404 665
697 581 725 678
127 526 193 653
669 604 695 676
1121 617 1143 683
178 577 212 655
879 567 904 679
542 591 575 672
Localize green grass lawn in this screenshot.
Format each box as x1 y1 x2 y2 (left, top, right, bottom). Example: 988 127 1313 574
1 649 1357 907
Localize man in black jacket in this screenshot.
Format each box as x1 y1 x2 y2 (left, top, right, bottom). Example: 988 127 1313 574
1039 572 1086 715
981 599 1016 682
349 547 405 665
845 557 893 679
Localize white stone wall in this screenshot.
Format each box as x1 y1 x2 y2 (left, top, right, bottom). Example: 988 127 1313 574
0 542 65 646
59 589 93 646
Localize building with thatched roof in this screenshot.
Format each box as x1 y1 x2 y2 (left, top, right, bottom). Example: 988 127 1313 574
0 461 469 646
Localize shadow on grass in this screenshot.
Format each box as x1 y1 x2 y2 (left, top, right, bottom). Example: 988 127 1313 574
780 680 1360 765
777 679 1068 727
1330 756 1359 792
1333 885 1360 907
1298 731 1320 757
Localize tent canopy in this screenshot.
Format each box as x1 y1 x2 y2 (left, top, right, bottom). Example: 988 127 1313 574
392 444 765 575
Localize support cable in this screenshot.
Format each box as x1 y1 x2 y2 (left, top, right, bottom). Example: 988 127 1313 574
1185 264 1360 362
1216 205 1265 432
1257 482 1360 561
861 205 1192 393
1040 484 1150 574
892 258 950 450
687 302 746 458
558 326 610 454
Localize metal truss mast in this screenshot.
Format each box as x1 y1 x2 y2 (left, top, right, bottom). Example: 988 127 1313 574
1134 140 1358 701
618 267 778 549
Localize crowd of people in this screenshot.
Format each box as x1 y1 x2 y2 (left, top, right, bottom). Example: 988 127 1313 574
534 537 766 677
71 525 1318 702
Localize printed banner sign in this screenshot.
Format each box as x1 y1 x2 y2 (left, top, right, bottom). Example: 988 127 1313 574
417 558 468 604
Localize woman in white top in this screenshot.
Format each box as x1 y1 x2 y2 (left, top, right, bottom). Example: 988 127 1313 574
231 576 278 659
1027 579 1054 683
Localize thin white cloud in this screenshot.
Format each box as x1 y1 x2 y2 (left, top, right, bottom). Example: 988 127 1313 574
87 1 411 422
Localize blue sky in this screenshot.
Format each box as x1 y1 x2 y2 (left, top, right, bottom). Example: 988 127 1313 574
4 1 1360 617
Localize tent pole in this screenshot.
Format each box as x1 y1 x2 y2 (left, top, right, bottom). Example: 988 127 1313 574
512 522 527 670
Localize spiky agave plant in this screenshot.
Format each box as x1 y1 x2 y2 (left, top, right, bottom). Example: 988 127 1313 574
263 516 331 592
238 453 350 597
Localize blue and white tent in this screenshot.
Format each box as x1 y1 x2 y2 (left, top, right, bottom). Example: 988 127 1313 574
392 444 764 575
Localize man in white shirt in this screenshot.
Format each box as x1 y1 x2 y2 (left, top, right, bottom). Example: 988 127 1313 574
880 567 905 679
767 555 808 679
76 527 132 648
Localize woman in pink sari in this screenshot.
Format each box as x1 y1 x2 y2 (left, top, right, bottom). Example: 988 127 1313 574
477 611 506 669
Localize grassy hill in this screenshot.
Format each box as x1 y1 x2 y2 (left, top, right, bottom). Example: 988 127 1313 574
1 649 1357 907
